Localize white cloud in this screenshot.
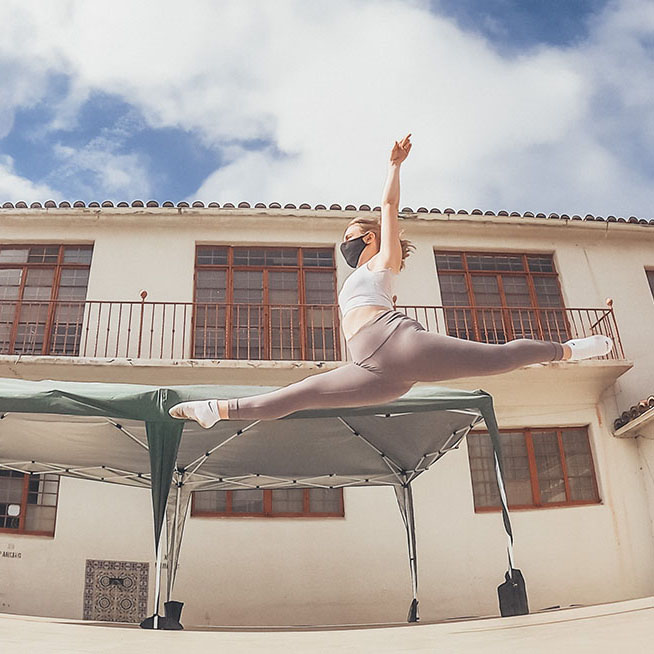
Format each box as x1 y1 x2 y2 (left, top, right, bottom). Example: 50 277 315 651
49 134 153 201
0 0 652 216
0 155 59 202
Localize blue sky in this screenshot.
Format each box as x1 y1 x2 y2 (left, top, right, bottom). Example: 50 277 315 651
1 0 653 217
432 0 609 49
4 89 224 201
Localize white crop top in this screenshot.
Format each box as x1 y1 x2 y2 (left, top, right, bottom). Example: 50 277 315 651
338 259 397 316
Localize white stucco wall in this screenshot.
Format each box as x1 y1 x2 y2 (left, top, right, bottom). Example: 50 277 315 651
1 207 654 625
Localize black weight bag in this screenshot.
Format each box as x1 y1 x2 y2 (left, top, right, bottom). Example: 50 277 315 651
497 567 529 617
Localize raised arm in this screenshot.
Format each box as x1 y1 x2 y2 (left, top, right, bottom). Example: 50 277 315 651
379 133 412 273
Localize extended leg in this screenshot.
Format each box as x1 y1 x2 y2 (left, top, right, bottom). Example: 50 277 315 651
384 327 566 383
170 363 413 425
226 364 412 421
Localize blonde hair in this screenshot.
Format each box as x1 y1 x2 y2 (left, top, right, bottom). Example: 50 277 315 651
344 216 415 271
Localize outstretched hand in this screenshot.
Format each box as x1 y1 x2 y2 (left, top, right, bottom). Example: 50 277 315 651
390 133 412 165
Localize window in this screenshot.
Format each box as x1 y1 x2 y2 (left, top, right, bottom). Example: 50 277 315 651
434 251 569 344
194 246 339 360
0 471 60 536
0 244 93 355
646 269 654 300
191 488 344 517
467 426 599 511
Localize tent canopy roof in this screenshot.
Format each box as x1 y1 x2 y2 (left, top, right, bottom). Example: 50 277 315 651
0 378 494 491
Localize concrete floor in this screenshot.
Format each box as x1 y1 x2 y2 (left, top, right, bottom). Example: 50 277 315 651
2 596 654 653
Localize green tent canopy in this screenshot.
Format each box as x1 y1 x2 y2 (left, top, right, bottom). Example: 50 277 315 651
0 377 518 627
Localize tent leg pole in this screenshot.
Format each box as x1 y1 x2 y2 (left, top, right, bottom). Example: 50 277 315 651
394 480 420 623
403 483 419 623
481 402 518 574
493 450 515 572
483 400 529 616
153 525 165 629
166 479 182 603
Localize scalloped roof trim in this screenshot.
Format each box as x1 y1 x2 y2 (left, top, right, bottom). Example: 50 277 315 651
0 200 652 225
614 394 654 431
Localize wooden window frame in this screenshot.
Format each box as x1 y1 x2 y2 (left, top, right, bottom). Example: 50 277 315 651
646 268 654 300
433 249 570 342
190 488 345 518
0 243 93 356
0 472 60 537
192 245 341 360
469 426 601 512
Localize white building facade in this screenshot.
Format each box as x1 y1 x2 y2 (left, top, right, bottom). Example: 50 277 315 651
1 202 653 626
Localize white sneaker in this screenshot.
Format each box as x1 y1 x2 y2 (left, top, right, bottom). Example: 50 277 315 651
564 334 613 361
169 400 221 428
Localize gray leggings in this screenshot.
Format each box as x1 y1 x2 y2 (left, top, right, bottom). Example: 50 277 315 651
226 309 564 421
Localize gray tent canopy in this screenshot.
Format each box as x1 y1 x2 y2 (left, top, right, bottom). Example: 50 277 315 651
0 378 518 627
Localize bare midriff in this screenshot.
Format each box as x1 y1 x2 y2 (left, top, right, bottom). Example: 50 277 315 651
341 305 390 341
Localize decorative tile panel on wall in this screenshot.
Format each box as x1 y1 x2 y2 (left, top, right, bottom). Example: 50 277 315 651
83 559 149 623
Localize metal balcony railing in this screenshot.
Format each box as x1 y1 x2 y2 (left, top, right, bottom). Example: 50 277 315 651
0 297 625 362
0 297 343 361
394 299 625 361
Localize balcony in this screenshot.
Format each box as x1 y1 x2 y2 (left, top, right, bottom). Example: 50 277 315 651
396 301 626 361
0 300 625 361
0 298 626 360
0 298 341 361
0 299 630 394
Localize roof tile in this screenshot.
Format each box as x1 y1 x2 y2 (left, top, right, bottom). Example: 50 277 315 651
0 199 651 226
614 395 654 431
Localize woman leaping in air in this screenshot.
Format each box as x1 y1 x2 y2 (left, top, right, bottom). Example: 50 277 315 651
169 133 613 427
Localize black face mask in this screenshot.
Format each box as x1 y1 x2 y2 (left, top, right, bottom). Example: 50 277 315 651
340 232 370 268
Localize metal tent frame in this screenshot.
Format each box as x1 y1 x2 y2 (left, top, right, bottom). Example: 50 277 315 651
0 379 519 627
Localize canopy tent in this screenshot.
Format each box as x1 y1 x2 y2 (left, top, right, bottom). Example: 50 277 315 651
0 377 521 628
